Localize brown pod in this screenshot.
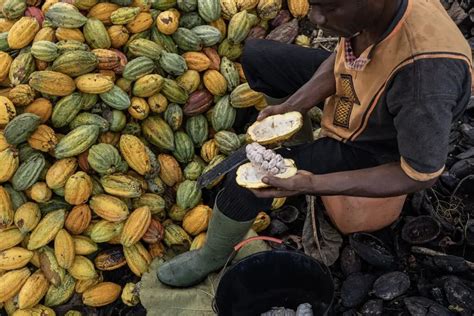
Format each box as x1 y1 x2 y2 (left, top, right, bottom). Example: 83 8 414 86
270 9 292 28
265 18 299 44
247 26 267 40
77 150 91 173
142 218 165 244
183 89 213 116
92 49 121 70
94 247 127 271
65 204 92 235
202 47 221 71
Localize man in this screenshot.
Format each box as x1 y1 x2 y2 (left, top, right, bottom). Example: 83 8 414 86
158 0 472 287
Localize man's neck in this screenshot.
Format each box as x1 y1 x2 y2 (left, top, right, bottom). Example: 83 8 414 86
351 0 403 57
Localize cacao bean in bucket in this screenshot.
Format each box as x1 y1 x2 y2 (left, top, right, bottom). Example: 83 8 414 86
213 237 334 316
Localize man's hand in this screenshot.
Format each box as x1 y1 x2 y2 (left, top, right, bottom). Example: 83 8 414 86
257 102 296 121
250 170 315 198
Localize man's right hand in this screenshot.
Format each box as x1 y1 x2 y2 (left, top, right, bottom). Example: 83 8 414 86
257 103 297 121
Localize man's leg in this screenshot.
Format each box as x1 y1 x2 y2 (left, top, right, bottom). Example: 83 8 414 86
241 39 332 144
157 138 382 287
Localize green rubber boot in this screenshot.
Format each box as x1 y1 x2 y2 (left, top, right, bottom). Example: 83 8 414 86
157 201 254 287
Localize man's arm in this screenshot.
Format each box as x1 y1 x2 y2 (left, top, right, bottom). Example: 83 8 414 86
252 162 437 198
257 52 337 120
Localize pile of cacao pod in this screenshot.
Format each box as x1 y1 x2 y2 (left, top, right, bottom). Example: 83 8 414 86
0 0 310 311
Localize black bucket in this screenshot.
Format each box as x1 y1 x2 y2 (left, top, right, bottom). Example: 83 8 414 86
214 238 334 316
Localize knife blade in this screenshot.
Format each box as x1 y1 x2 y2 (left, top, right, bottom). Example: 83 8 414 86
197 145 248 189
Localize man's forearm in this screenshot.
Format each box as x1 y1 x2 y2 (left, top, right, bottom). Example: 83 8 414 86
285 53 337 111
309 162 437 197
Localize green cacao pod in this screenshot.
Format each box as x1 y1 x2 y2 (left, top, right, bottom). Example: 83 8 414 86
45 3 88 28
51 93 84 128
128 38 163 61
2 0 27 20
162 78 189 104
159 51 188 76
220 56 240 91
122 56 155 81
211 95 235 131
11 153 45 191
172 27 202 51
163 221 192 252
185 114 208 147
215 130 240 155
56 40 89 54
172 131 194 163
151 29 178 54
184 161 202 180
142 115 175 151
164 103 183 131
218 38 242 61
31 41 59 62
84 18 111 49
198 0 221 22
51 50 98 77
177 0 197 12
99 85 131 110
191 25 221 46
88 144 127 175
227 10 251 44
132 74 164 98
9 49 35 86
176 180 201 210
110 7 140 24
55 125 100 159
70 112 110 132
4 113 41 145
179 12 205 29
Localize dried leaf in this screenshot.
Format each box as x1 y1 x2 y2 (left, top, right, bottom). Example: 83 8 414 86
302 199 342 266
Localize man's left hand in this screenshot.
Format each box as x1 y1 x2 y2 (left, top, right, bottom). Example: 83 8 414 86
250 170 315 198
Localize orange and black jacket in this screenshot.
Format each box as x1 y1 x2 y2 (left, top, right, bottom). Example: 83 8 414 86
321 0 473 181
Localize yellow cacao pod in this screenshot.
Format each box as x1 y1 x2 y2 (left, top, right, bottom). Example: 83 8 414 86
26 182 52 203
65 204 92 235
75 272 103 294
75 74 114 94
0 96 15 127
156 10 179 35
0 267 31 303
73 236 98 255
46 158 78 189
182 52 211 72
176 70 201 94
127 11 153 33
271 197 286 210
0 247 33 270
119 134 152 176
121 282 139 306
34 27 56 42
128 97 150 120
82 282 121 307
123 241 151 277
100 173 143 198
0 227 24 251
8 84 35 106
203 70 227 96
28 209 66 250
287 0 309 18
12 305 56 316
55 27 85 42
0 185 13 230
24 98 53 123
89 194 129 222
200 139 219 162
7 17 40 49
0 54 12 86
0 147 19 183
67 255 97 280
190 232 207 250
157 154 183 187
182 204 212 236
14 202 41 234
27 124 58 152
88 3 119 25
251 211 271 232
147 93 168 113
64 171 93 205
0 18 15 33
121 206 151 247
54 229 75 269
89 220 124 243
108 25 129 48
17 270 49 309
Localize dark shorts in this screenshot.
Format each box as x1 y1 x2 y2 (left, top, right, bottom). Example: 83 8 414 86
218 39 393 220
